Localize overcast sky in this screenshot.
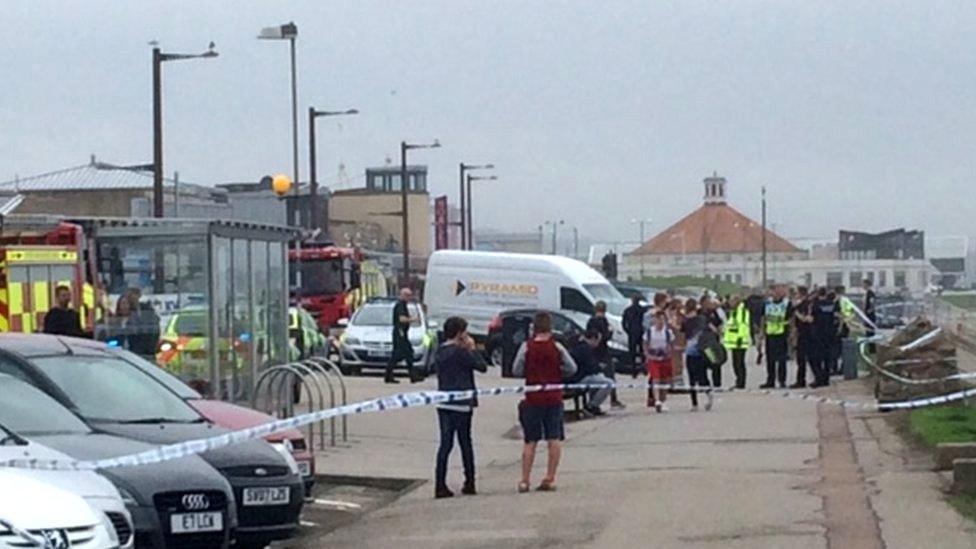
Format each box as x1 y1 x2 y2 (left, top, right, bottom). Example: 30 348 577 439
2 0 975 245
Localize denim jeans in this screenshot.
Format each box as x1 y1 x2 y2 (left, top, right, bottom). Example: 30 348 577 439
435 409 475 490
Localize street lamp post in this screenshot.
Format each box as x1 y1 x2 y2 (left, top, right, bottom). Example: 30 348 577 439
152 43 218 218
400 140 440 284
466 174 497 250
259 22 300 202
308 107 358 230
761 186 768 287
545 220 564 255
631 218 652 280
458 163 494 249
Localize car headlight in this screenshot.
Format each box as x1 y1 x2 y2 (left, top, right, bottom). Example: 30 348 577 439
116 486 138 506
159 341 174 352
271 443 301 476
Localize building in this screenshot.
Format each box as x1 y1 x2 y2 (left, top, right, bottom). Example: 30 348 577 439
473 229 545 254
838 228 925 260
0 156 229 218
926 235 975 289
219 179 328 231
627 173 807 284
623 173 935 293
327 165 432 266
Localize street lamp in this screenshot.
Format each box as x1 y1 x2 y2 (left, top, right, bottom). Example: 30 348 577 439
308 107 358 230
631 217 652 280
544 220 565 255
259 22 300 200
458 163 494 249
400 140 441 284
152 42 218 217
466 174 497 250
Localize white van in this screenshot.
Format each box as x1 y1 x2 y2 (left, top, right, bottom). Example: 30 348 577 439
424 250 630 351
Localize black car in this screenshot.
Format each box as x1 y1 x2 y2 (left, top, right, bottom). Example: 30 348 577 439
0 334 305 549
484 309 586 368
0 373 238 548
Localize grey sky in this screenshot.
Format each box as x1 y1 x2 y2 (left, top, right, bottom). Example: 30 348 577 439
2 0 975 244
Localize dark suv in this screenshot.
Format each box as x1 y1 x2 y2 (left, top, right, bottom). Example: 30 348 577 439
484 309 585 368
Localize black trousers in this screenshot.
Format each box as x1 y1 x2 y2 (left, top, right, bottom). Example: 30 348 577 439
731 348 747 389
685 355 709 407
808 337 832 386
385 342 414 380
708 361 722 388
765 335 788 386
627 335 643 371
435 409 475 490
795 336 811 386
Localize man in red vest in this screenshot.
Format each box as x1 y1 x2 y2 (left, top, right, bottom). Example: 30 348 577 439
512 312 578 493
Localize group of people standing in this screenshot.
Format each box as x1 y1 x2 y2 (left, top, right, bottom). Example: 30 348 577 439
621 279 875 412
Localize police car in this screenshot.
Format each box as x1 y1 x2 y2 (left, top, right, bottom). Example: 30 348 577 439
336 298 436 376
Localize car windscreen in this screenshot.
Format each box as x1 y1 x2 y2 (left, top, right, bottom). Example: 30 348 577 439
0 376 90 435
352 303 422 327
582 283 628 316
291 258 346 296
114 349 201 400
173 312 207 337
30 355 202 424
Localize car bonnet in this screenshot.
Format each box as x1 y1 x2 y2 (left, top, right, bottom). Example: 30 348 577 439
0 470 97 530
0 440 120 500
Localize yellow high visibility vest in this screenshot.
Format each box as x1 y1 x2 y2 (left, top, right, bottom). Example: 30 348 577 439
723 304 752 349
765 299 789 336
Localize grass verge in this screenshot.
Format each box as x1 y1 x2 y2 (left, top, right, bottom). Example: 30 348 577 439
949 494 976 523
908 404 976 447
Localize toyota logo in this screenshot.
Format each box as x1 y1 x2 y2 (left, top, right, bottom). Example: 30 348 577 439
38 529 69 549
181 493 211 511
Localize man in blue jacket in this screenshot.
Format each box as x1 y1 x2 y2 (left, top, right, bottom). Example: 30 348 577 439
434 316 487 498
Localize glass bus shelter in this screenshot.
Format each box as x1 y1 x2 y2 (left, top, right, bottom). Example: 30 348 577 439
76 217 300 403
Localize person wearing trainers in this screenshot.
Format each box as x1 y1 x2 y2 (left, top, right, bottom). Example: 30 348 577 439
587 301 625 409
568 330 613 416
680 298 712 411
644 311 675 412
433 317 488 499
514 313 577 493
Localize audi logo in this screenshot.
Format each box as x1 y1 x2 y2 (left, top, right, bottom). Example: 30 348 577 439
181 493 211 511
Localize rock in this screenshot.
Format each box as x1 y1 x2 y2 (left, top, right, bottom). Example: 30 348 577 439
952 458 976 493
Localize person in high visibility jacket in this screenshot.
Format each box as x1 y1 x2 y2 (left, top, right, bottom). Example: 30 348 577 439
759 284 792 389
722 294 751 389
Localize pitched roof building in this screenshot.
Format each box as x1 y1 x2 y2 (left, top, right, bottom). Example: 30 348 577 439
632 173 801 256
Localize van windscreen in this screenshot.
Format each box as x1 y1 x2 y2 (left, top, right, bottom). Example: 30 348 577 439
582 283 627 316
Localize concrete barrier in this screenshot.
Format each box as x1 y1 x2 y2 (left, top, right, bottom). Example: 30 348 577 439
935 442 976 471
952 458 976 493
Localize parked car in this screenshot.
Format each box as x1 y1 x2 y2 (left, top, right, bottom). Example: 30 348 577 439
0 424 134 548
484 309 586 368
0 469 118 549
337 297 436 376
0 334 305 549
0 374 237 549
116 349 316 497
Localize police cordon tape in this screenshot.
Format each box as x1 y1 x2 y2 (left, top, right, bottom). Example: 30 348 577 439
3 379 976 473
0 518 45 548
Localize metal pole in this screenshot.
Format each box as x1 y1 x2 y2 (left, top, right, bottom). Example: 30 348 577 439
308 108 317 230
639 220 646 280
458 163 467 250
538 225 544 254
761 186 767 287
573 227 579 258
466 174 473 250
552 222 558 255
289 37 299 199
400 142 410 284
152 48 164 218
173 171 180 217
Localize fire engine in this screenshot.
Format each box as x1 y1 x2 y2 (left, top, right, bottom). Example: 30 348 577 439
289 243 386 332
0 218 97 334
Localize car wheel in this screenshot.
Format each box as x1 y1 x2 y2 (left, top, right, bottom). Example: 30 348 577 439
490 347 503 369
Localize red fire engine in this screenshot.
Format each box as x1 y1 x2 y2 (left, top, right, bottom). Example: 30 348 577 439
289 244 374 332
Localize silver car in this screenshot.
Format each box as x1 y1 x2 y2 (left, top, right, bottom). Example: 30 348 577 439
337 298 437 376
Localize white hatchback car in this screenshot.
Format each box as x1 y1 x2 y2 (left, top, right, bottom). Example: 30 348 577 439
0 425 132 549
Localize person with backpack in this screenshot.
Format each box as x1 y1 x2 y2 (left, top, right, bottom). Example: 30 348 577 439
513 312 577 493
433 317 488 499
644 310 675 412
679 298 713 411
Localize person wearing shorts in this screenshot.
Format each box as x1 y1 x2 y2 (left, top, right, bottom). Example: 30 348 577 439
644 310 674 412
512 312 577 493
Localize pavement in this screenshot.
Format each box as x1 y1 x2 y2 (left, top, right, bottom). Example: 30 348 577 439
293 361 976 548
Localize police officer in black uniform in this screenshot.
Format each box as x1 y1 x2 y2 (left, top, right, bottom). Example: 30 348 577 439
386 288 418 384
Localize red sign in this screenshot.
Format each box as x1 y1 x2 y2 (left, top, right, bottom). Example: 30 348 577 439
434 195 449 250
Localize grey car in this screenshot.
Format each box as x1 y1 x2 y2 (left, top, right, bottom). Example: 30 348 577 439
0 374 237 548
0 334 305 549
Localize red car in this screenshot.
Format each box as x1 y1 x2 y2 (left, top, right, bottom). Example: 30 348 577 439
116 350 316 496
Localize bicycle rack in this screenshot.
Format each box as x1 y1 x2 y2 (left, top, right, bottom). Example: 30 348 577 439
303 356 349 443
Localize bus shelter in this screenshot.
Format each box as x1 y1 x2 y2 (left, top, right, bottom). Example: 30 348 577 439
76 217 300 402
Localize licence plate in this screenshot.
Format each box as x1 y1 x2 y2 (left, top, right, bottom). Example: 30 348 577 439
297 460 311 477
242 486 291 506
367 351 390 359
170 511 223 534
